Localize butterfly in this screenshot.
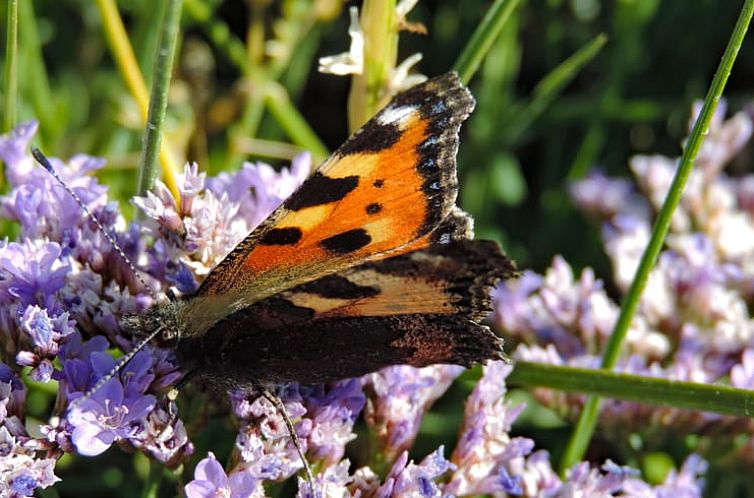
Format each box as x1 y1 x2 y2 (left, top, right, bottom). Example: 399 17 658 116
120 72 516 390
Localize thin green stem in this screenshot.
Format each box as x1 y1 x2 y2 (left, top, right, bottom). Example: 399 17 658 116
264 83 329 163
561 0 754 472
506 33 606 145
141 458 163 498
509 362 754 418
138 0 183 196
452 0 522 85
18 0 56 142
3 0 18 133
348 0 397 131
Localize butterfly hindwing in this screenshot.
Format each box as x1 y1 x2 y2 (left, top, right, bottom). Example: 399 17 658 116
196 73 475 308
178 239 515 387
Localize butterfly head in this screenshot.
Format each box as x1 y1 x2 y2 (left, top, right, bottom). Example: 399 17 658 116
121 300 187 347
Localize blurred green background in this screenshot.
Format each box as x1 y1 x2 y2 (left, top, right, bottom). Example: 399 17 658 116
4 0 754 496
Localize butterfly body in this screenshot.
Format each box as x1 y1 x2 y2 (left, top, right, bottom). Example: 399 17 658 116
124 72 516 388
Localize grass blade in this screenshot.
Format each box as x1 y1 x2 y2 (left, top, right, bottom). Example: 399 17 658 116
560 0 754 472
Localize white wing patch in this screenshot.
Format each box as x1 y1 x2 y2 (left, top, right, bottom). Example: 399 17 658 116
377 105 419 129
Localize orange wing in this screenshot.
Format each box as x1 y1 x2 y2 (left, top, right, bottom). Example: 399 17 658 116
196 73 475 309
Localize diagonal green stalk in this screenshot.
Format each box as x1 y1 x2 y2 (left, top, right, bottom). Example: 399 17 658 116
264 83 329 164
138 0 183 196
560 0 754 472
452 0 522 85
509 362 754 418
506 34 606 145
3 0 18 133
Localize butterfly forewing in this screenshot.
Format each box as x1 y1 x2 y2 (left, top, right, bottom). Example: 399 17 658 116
196 74 474 310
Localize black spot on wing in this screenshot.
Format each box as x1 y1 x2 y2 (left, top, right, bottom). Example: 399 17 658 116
337 120 401 155
373 179 385 188
320 229 372 254
295 274 379 299
259 227 302 245
285 173 359 211
366 203 382 215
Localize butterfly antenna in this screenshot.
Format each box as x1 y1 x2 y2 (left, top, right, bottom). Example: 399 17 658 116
31 147 160 303
256 384 315 494
70 326 164 409
32 147 166 407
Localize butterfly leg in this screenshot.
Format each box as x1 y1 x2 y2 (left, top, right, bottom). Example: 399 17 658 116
254 383 315 495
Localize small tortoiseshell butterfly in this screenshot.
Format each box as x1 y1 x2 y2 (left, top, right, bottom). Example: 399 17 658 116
31 72 514 395
118 72 516 389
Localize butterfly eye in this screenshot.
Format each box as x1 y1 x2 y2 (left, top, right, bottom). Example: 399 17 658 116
166 288 178 302
160 328 179 343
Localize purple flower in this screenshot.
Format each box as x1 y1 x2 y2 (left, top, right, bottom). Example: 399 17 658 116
232 387 309 481
131 179 184 234
363 364 463 463
446 361 532 496
0 121 38 181
16 306 75 382
66 350 156 456
185 452 260 498
493 256 668 361
569 169 643 219
296 460 353 498
138 403 193 466
731 349 754 388
0 363 26 424
0 143 109 241
205 153 310 229
373 447 454 497
0 240 69 310
301 379 365 466
623 454 707 498
0 426 60 496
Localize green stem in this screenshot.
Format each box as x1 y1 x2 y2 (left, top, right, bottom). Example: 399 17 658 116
348 0 397 131
264 83 329 164
138 0 183 196
560 0 754 472
3 0 18 133
141 458 163 498
509 362 754 418
507 34 607 146
18 0 56 142
452 0 522 85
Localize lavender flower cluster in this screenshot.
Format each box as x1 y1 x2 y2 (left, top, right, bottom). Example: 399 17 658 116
0 122 703 496
494 101 754 467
